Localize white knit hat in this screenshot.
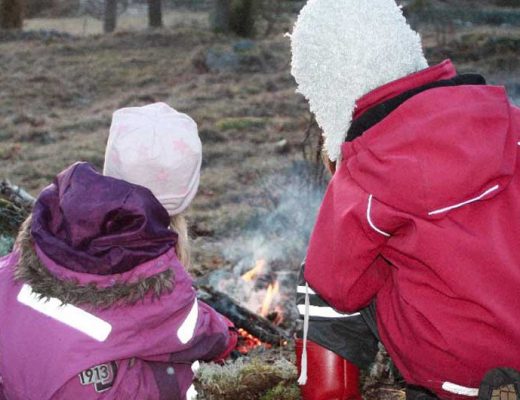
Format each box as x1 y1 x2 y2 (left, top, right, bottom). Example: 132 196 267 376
289 0 428 161
104 102 202 216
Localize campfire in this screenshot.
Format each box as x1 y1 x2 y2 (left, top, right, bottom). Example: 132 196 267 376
241 259 266 282
233 259 284 353
241 259 283 324
261 281 281 321
197 256 296 355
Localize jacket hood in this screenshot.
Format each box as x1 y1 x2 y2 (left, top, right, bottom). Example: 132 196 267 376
14 218 174 307
31 162 176 275
290 0 428 162
342 65 517 218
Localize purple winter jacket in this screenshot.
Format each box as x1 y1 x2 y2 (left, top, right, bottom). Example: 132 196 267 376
0 163 232 400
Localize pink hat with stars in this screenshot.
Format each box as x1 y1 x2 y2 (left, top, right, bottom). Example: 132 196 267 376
103 102 202 216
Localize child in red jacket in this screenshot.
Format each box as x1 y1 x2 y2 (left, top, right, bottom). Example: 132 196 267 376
290 1 520 399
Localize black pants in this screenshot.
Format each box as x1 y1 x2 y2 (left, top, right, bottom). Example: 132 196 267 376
296 266 379 369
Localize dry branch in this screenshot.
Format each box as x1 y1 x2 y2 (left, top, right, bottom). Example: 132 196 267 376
0 180 33 236
0 180 35 208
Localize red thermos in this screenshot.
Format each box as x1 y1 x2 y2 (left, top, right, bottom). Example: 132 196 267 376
296 339 362 400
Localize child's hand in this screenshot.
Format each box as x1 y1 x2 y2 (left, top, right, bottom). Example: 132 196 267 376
212 318 238 363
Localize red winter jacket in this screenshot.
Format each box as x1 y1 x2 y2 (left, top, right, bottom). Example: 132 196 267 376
305 60 520 399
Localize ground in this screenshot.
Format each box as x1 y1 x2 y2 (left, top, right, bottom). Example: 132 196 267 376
0 4 519 399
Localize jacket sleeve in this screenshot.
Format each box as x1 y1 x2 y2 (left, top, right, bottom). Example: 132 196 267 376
172 299 235 363
304 163 396 313
133 259 237 365
139 297 235 364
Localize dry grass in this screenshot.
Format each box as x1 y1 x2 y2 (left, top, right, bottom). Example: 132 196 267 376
0 30 306 190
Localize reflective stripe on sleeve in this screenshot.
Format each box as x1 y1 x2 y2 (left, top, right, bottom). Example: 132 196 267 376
297 285 316 295
442 382 479 397
297 304 360 319
177 299 199 344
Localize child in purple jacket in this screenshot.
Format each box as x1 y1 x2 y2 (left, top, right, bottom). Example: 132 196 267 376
0 103 237 400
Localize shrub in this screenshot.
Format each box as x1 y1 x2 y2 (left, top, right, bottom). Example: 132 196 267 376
24 0 52 18
495 0 519 6
211 0 259 37
229 0 257 37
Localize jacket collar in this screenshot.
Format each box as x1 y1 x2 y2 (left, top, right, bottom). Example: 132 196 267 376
353 60 457 121
346 73 486 143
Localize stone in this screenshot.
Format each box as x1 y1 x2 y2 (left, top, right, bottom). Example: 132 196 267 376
205 47 240 73
233 39 256 52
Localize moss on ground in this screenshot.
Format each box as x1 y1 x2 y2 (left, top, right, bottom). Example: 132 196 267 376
195 358 298 400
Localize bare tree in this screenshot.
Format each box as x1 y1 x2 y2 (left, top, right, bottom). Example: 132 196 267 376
147 0 162 28
229 0 256 37
0 0 23 30
210 0 258 37
103 0 117 33
211 0 231 33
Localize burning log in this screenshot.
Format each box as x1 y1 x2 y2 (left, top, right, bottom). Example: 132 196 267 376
196 284 290 347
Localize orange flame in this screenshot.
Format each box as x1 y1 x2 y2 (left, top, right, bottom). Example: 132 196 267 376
260 281 280 317
241 259 266 282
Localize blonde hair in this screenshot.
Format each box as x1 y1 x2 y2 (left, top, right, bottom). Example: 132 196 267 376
170 213 191 269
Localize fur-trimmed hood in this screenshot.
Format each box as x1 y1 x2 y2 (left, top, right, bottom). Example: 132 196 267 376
14 216 174 308
13 162 181 307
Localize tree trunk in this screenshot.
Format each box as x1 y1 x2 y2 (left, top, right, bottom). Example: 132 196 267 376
147 0 162 29
211 0 231 33
0 0 23 30
230 0 257 38
103 0 117 33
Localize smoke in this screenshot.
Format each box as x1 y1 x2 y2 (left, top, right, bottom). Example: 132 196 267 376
204 160 327 330
223 160 326 271
0 235 14 257
488 76 519 107
507 82 520 106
